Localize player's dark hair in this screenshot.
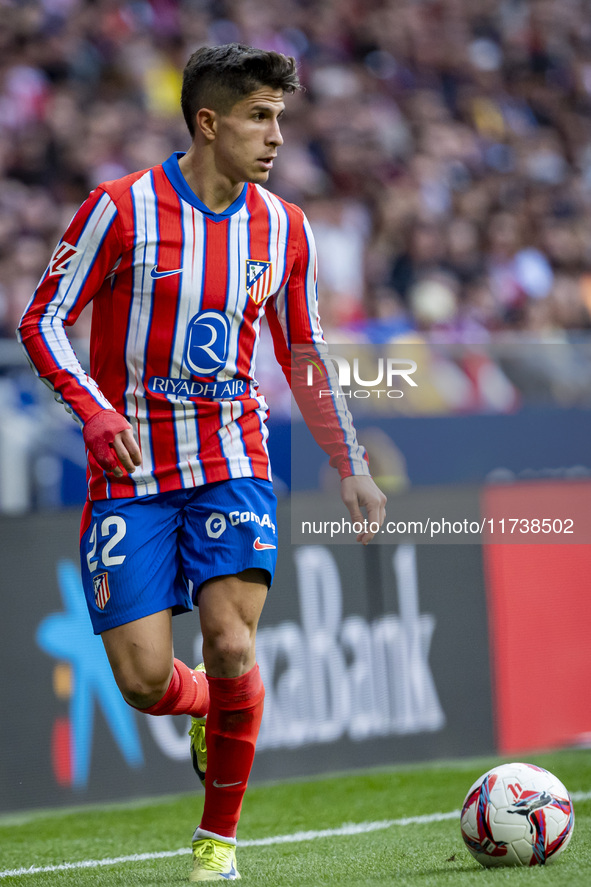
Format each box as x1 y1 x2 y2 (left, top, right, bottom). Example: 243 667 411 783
181 43 300 136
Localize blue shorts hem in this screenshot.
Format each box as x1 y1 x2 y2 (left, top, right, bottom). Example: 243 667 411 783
89 597 193 635
192 562 273 604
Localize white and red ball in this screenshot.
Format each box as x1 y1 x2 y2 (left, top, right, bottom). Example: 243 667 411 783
460 762 574 867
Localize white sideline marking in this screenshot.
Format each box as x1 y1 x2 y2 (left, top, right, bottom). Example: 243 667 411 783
0 811 458 878
2 791 589 879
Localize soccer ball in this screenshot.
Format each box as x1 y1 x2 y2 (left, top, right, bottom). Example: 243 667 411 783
460 762 574 867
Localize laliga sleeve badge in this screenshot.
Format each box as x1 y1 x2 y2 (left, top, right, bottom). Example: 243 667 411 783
49 241 81 276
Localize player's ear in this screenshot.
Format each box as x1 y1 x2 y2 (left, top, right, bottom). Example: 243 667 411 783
195 108 217 142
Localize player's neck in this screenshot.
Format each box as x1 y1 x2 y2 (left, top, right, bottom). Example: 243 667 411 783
178 147 244 215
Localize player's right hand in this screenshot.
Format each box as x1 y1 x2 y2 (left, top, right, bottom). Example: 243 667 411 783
82 410 142 477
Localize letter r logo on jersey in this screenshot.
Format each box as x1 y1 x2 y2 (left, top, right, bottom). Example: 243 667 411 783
49 241 81 276
184 310 230 375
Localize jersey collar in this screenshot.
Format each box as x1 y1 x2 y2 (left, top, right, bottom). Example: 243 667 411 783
162 152 247 221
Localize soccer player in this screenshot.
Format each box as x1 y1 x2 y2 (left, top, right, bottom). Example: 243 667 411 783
17 44 386 882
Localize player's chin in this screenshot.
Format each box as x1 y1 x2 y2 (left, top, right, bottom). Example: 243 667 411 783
248 168 271 184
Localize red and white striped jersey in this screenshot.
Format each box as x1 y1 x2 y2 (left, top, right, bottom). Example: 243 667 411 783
18 152 368 500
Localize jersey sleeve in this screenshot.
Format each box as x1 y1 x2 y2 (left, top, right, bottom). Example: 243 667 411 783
265 210 370 479
16 187 122 426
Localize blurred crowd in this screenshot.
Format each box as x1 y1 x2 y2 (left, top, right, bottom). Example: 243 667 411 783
3 0 591 346
3 0 591 510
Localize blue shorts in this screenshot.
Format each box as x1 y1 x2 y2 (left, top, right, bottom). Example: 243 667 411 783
79 478 278 634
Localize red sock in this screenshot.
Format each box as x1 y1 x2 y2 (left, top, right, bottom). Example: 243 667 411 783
200 664 265 839
140 659 209 718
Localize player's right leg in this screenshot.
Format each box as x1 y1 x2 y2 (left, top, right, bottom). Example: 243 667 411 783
100 610 208 717
79 492 209 718
102 608 174 708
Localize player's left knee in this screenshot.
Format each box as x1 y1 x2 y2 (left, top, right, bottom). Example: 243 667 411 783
204 628 255 676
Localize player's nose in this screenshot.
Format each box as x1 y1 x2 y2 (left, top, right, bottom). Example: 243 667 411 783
267 120 283 147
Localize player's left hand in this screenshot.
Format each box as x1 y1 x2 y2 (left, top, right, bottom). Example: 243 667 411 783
340 475 387 545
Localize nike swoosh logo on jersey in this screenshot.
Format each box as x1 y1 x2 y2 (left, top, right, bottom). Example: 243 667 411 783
150 265 183 279
253 537 277 551
213 779 243 788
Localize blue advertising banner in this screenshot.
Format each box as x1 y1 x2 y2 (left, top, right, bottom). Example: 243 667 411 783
0 497 494 814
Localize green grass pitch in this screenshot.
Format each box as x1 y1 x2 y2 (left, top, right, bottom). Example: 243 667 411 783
1 750 590 886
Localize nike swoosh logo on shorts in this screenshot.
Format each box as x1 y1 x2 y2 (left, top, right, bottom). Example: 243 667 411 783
213 779 243 788
150 265 183 279
253 537 276 551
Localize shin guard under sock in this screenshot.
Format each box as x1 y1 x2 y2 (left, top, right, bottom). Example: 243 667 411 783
200 664 265 839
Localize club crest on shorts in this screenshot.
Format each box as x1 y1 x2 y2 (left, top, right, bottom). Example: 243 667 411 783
246 259 273 304
93 572 111 610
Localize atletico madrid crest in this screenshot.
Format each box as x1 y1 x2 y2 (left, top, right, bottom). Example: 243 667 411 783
93 572 111 610
246 259 273 304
